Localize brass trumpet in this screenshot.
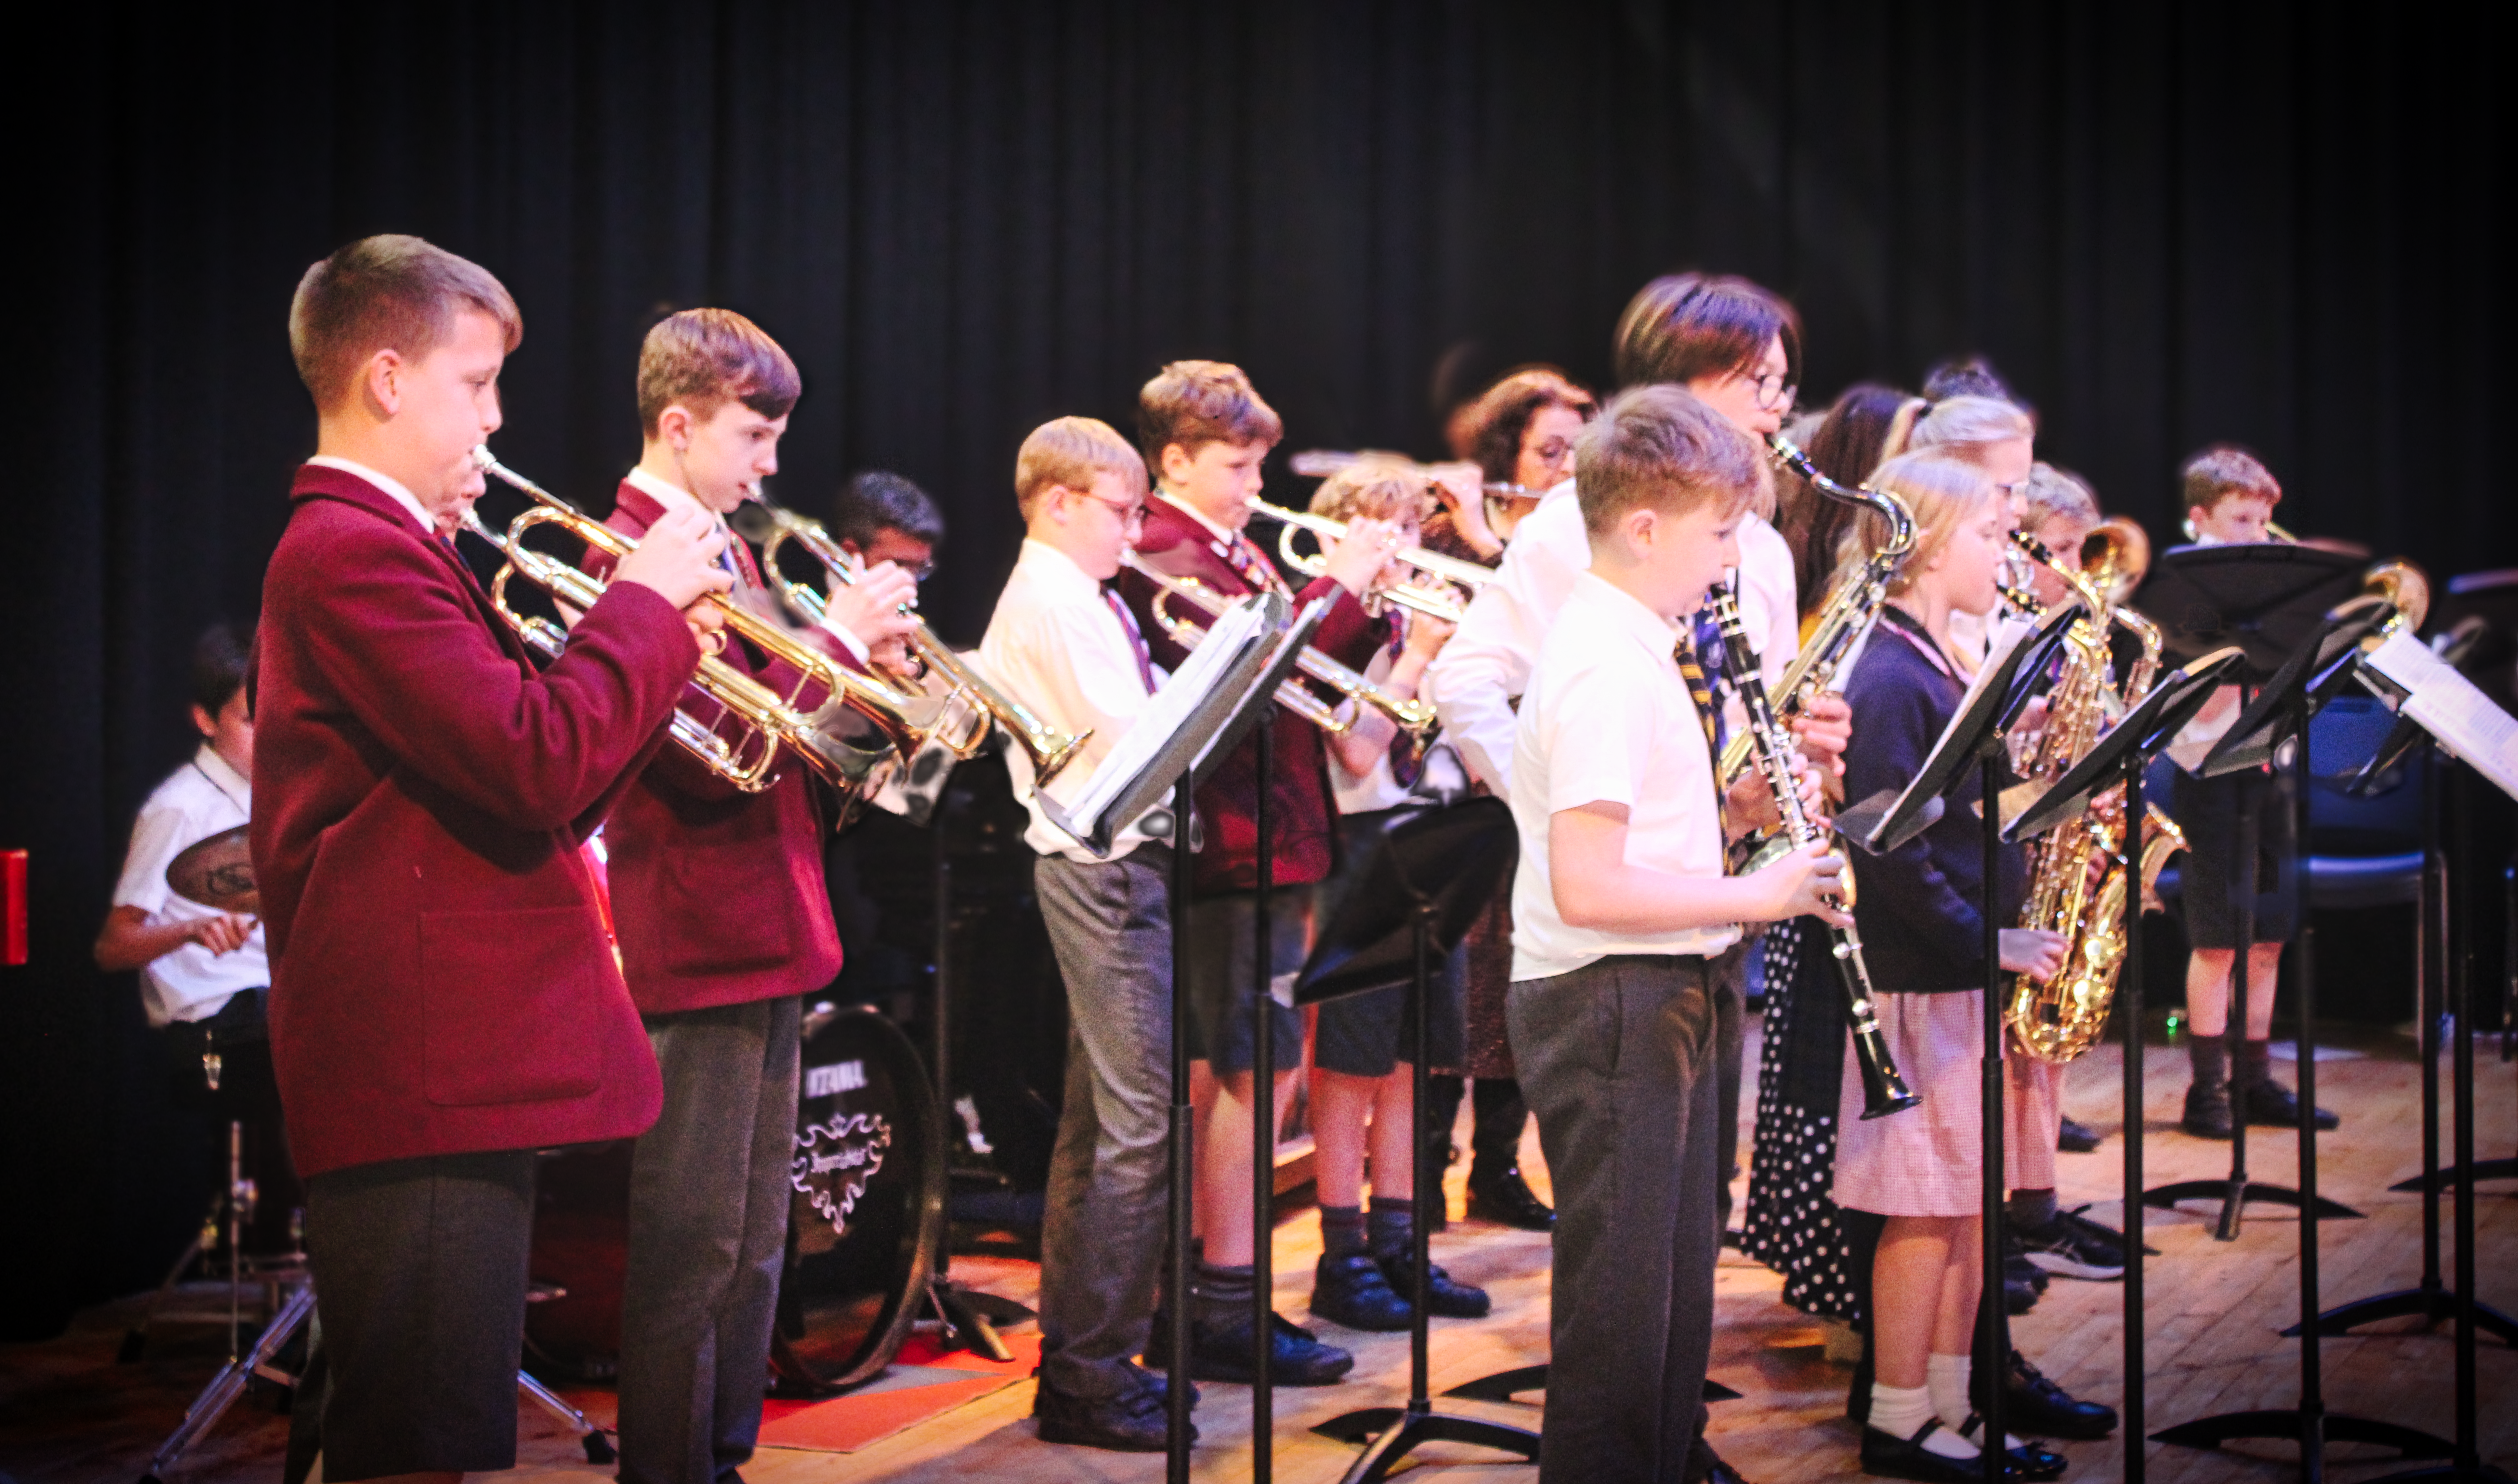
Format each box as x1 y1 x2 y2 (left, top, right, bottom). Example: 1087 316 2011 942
1244 501 1489 624
733 498 1089 785
464 447 945 797
1118 553 1436 736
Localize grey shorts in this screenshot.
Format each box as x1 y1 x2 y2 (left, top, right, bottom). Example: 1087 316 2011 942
1310 810 1466 1077
2172 766 2300 948
1184 890 1309 1074
301 1148 538 1480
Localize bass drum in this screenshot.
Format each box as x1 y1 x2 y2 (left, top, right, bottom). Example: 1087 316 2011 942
771 1003 947 1394
522 1003 944 1395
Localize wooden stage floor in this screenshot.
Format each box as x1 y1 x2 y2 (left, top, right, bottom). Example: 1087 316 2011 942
5 1017 2511 1482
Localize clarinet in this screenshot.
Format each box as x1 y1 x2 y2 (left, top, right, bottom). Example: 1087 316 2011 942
1711 583 1921 1120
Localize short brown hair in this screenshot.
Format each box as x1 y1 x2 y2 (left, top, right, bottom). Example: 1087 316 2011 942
1016 416 1148 518
288 235 522 412
636 308 802 437
2019 462 2101 531
1308 460 1427 526
2180 444 2282 512
1574 385 1760 538
1611 272 1803 393
1444 367 1598 484
1137 360 1284 469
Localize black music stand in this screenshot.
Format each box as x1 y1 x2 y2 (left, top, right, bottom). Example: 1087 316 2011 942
1860 602 2083 1484
1999 647 2238 1484
2294 735 2518 1349
1297 799 1541 1483
1041 592 1326 1480
2146 617 2451 1473
2129 549 2371 1234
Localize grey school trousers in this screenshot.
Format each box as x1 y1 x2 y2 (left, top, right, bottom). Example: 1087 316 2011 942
1033 845 1177 1401
616 994 800 1484
1509 953 1726 1484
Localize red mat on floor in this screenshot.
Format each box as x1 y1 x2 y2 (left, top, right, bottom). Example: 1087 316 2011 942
756 1329 1040 1453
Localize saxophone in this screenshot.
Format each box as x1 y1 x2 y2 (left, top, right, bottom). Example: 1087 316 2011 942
1711 583 1921 1120
2003 521 2190 1063
1718 433 1918 793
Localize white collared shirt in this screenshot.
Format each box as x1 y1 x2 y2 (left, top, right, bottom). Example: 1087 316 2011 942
305 454 434 534
1155 487 1242 548
622 465 870 664
110 746 269 1025
1329 642 1421 816
1510 573 1741 981
1426 481 1797 801
978 539 1167 861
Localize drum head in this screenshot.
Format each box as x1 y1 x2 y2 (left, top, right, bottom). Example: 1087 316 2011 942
168 824 258 913
772 1005 946 1394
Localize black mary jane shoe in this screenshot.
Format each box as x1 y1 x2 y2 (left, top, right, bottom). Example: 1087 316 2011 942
1141 1309 1355 1386
1993 1349 2116 1440
1859 1419 2003 1482
1311 1252 1413 1332
1372 1251 1491 1318
1958 1414 2068 1481
1465 1165 1557 1230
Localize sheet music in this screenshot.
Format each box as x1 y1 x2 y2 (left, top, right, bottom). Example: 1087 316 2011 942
2365 631 2518 801
1055 592 1277 831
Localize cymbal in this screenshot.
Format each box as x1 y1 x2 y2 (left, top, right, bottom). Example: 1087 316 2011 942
168 825 258 914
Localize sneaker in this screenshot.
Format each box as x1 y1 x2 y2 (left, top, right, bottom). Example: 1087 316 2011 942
2015 1208 2127 1281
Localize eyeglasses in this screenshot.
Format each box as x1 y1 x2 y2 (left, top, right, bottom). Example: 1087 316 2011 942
1750 371 1797 411
1078 490 1147 529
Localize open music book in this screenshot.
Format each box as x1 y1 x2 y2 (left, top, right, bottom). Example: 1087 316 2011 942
2361 631 2518 801
1037 591 1331 857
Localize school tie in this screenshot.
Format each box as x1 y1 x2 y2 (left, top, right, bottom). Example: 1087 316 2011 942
1221 533 1292 598
1104 589 1158 695
1674 626 1723 757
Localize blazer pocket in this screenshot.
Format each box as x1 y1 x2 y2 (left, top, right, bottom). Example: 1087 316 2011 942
419 906 610 1106
658 843 797 977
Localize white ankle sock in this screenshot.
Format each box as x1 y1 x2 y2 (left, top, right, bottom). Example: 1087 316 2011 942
1871 1381 1977 1459
1930 1353 2029 1449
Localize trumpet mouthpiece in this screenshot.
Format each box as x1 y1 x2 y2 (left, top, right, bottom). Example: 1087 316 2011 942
471 444 498 471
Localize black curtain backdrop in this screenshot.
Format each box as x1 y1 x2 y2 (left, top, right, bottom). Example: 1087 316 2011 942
4 1 2509 1334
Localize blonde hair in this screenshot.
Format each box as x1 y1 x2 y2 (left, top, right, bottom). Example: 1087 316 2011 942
1574 385 1760 537
1308 460 1426 526
2019 462 2100 532
289 235 521 412
1906 395 2034 457
1848 451 2001 598
1015 416 1147 517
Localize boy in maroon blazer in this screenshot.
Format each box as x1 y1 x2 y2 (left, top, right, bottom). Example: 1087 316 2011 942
1116 361 1399 1385
252 235 728 1482
597 309 922 1484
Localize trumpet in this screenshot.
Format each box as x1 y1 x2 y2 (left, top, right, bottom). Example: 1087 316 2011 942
732 498 1089 785
463 447 945 797
1118 553 1436 736
1244 501 1490 624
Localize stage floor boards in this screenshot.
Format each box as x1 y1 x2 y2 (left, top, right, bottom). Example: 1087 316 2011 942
4 1017 2511 1482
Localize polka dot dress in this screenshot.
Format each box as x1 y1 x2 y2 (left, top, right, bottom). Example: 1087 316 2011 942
1743 918 1863 1322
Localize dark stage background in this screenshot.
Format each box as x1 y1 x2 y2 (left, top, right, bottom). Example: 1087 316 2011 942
4 1 2509 1336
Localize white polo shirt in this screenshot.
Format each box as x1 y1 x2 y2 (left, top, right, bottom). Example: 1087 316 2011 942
110 746 268 1026
1427 480 1796 801
977 539 1167 862
1509 573 1741 982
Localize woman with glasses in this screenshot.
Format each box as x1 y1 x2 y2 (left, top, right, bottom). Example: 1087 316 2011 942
1429 366 1599 562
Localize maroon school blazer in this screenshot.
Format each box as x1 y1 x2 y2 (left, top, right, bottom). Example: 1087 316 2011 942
592 480 845 1015
251 463 695 1178
1116 497 1384 895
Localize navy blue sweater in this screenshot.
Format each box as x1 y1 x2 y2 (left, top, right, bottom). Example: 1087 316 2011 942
1840 608 2028 994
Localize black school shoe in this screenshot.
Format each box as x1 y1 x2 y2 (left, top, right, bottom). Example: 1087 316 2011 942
1373 1251 1491 1318
1957 1414 2068 1481
1465 1165 1556 1230
2181 1080 2235 1139
1141 1309 1355 1386
1988 1348 2116 1440
2241 1077 2339 1130
1311 1252 1412 1332
1860 1420 2008 1482
1033 1367 1193 1451
2057 1115 2103 1153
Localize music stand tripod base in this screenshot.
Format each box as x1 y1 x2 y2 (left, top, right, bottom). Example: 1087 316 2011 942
2287 1287 2518 1346
2151 1410 2455 1461
1439 1366 1741 1405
